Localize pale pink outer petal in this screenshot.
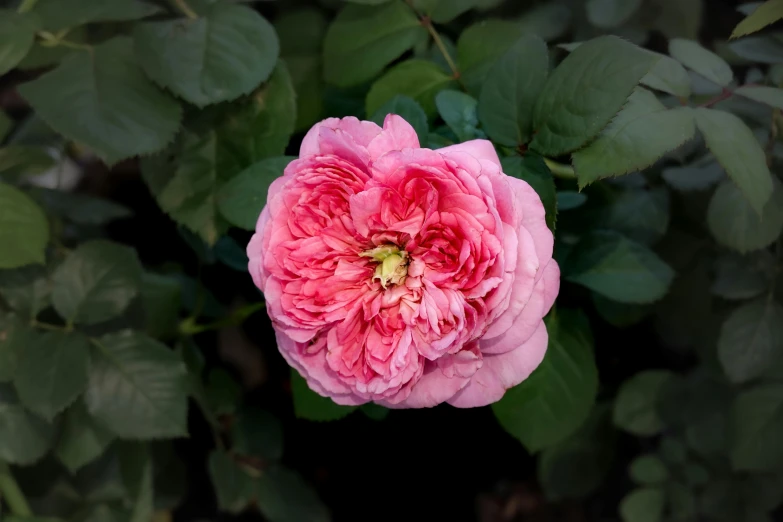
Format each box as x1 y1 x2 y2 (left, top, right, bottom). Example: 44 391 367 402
512 176 553 279
275 330 368 406
481 260 559 355
437 139 501 167
299 116 383 158
299 118 340 157
448 320 549 408
367 114 420 160
379 343 483 408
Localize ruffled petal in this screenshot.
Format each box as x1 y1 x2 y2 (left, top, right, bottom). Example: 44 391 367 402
437 139 501 168
448 320 548 408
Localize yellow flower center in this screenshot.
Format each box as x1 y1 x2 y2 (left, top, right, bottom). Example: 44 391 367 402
360 245 409 288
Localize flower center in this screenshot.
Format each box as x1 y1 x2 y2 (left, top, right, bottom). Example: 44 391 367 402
360 245 409 288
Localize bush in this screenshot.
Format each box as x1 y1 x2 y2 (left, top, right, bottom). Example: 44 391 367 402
0 0 782 521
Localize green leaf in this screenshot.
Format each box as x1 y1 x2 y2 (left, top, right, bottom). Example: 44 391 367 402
216 62 297 173
661 155 723 192
28 188 132 226
323 0 426 87
55 400 114 474
140 273 181 340
0 10 39 75
0 397 56 465
729 35 783 64
719 299 783 384
365 59 455 117
629 455 669 485
620 488 665 522
133 4 278 107
557 43 691 100
573 90 695 186
731 0 783 38
0 316 29 381
613 370 673 436
592 294 652 328
478 35 548 146
216 156 294 231
51 240 142 325
14 331 90 420
457 20 524 95
731 383 783 471
256 465 331 522
669 38 733 86
565 231 675 304
531 36 658 156
435 90 480 142
205 368 242 417
32 0 160 32
659 436 688 463
707 179 783 253
0 145 53 180
0 182 49 269
518 4 572 42
413 0 481 23
231 407 284 462
142 132 231 245
642 52 692 98
360 402 389 420
500 155 557 232
696 108 772 215
711 251 773 300
117 441 153 522
735 85 783 109
586 0 643 28
291 369 357 422
0 112 12 141
370 95 429 144
492 310 598 453
556 191 587 211
19 37 181 164
603 188 670 245
276 9 328 131
537 404 616 501
85 330 188 439
208 451 255 514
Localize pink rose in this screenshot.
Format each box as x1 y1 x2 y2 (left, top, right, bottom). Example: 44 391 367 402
247 115 559 408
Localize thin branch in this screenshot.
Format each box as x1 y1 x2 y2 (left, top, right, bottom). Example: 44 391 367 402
543 158 577 179
16 0 38 13
38 31 92 52
0 461 32 517
698 88 734 108
422 18 459 78
179 302 265 335
170 0 198 19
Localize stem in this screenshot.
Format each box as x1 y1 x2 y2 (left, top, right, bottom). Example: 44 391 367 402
30 320 72 333
179 302 265 335
38 31 92 52
170 0 198 19
422 18 459 78
543 158 577 179
0 462 32 517
16 0 38 13
699 88 734 108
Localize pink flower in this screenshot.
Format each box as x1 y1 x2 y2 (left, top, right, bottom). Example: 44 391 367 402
247 116 560 408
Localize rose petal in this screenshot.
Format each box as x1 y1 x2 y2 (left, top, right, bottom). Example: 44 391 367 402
380 343 483 408
437 139 501 168
367 114 420 160
448 320 548 408
275 329 367 405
